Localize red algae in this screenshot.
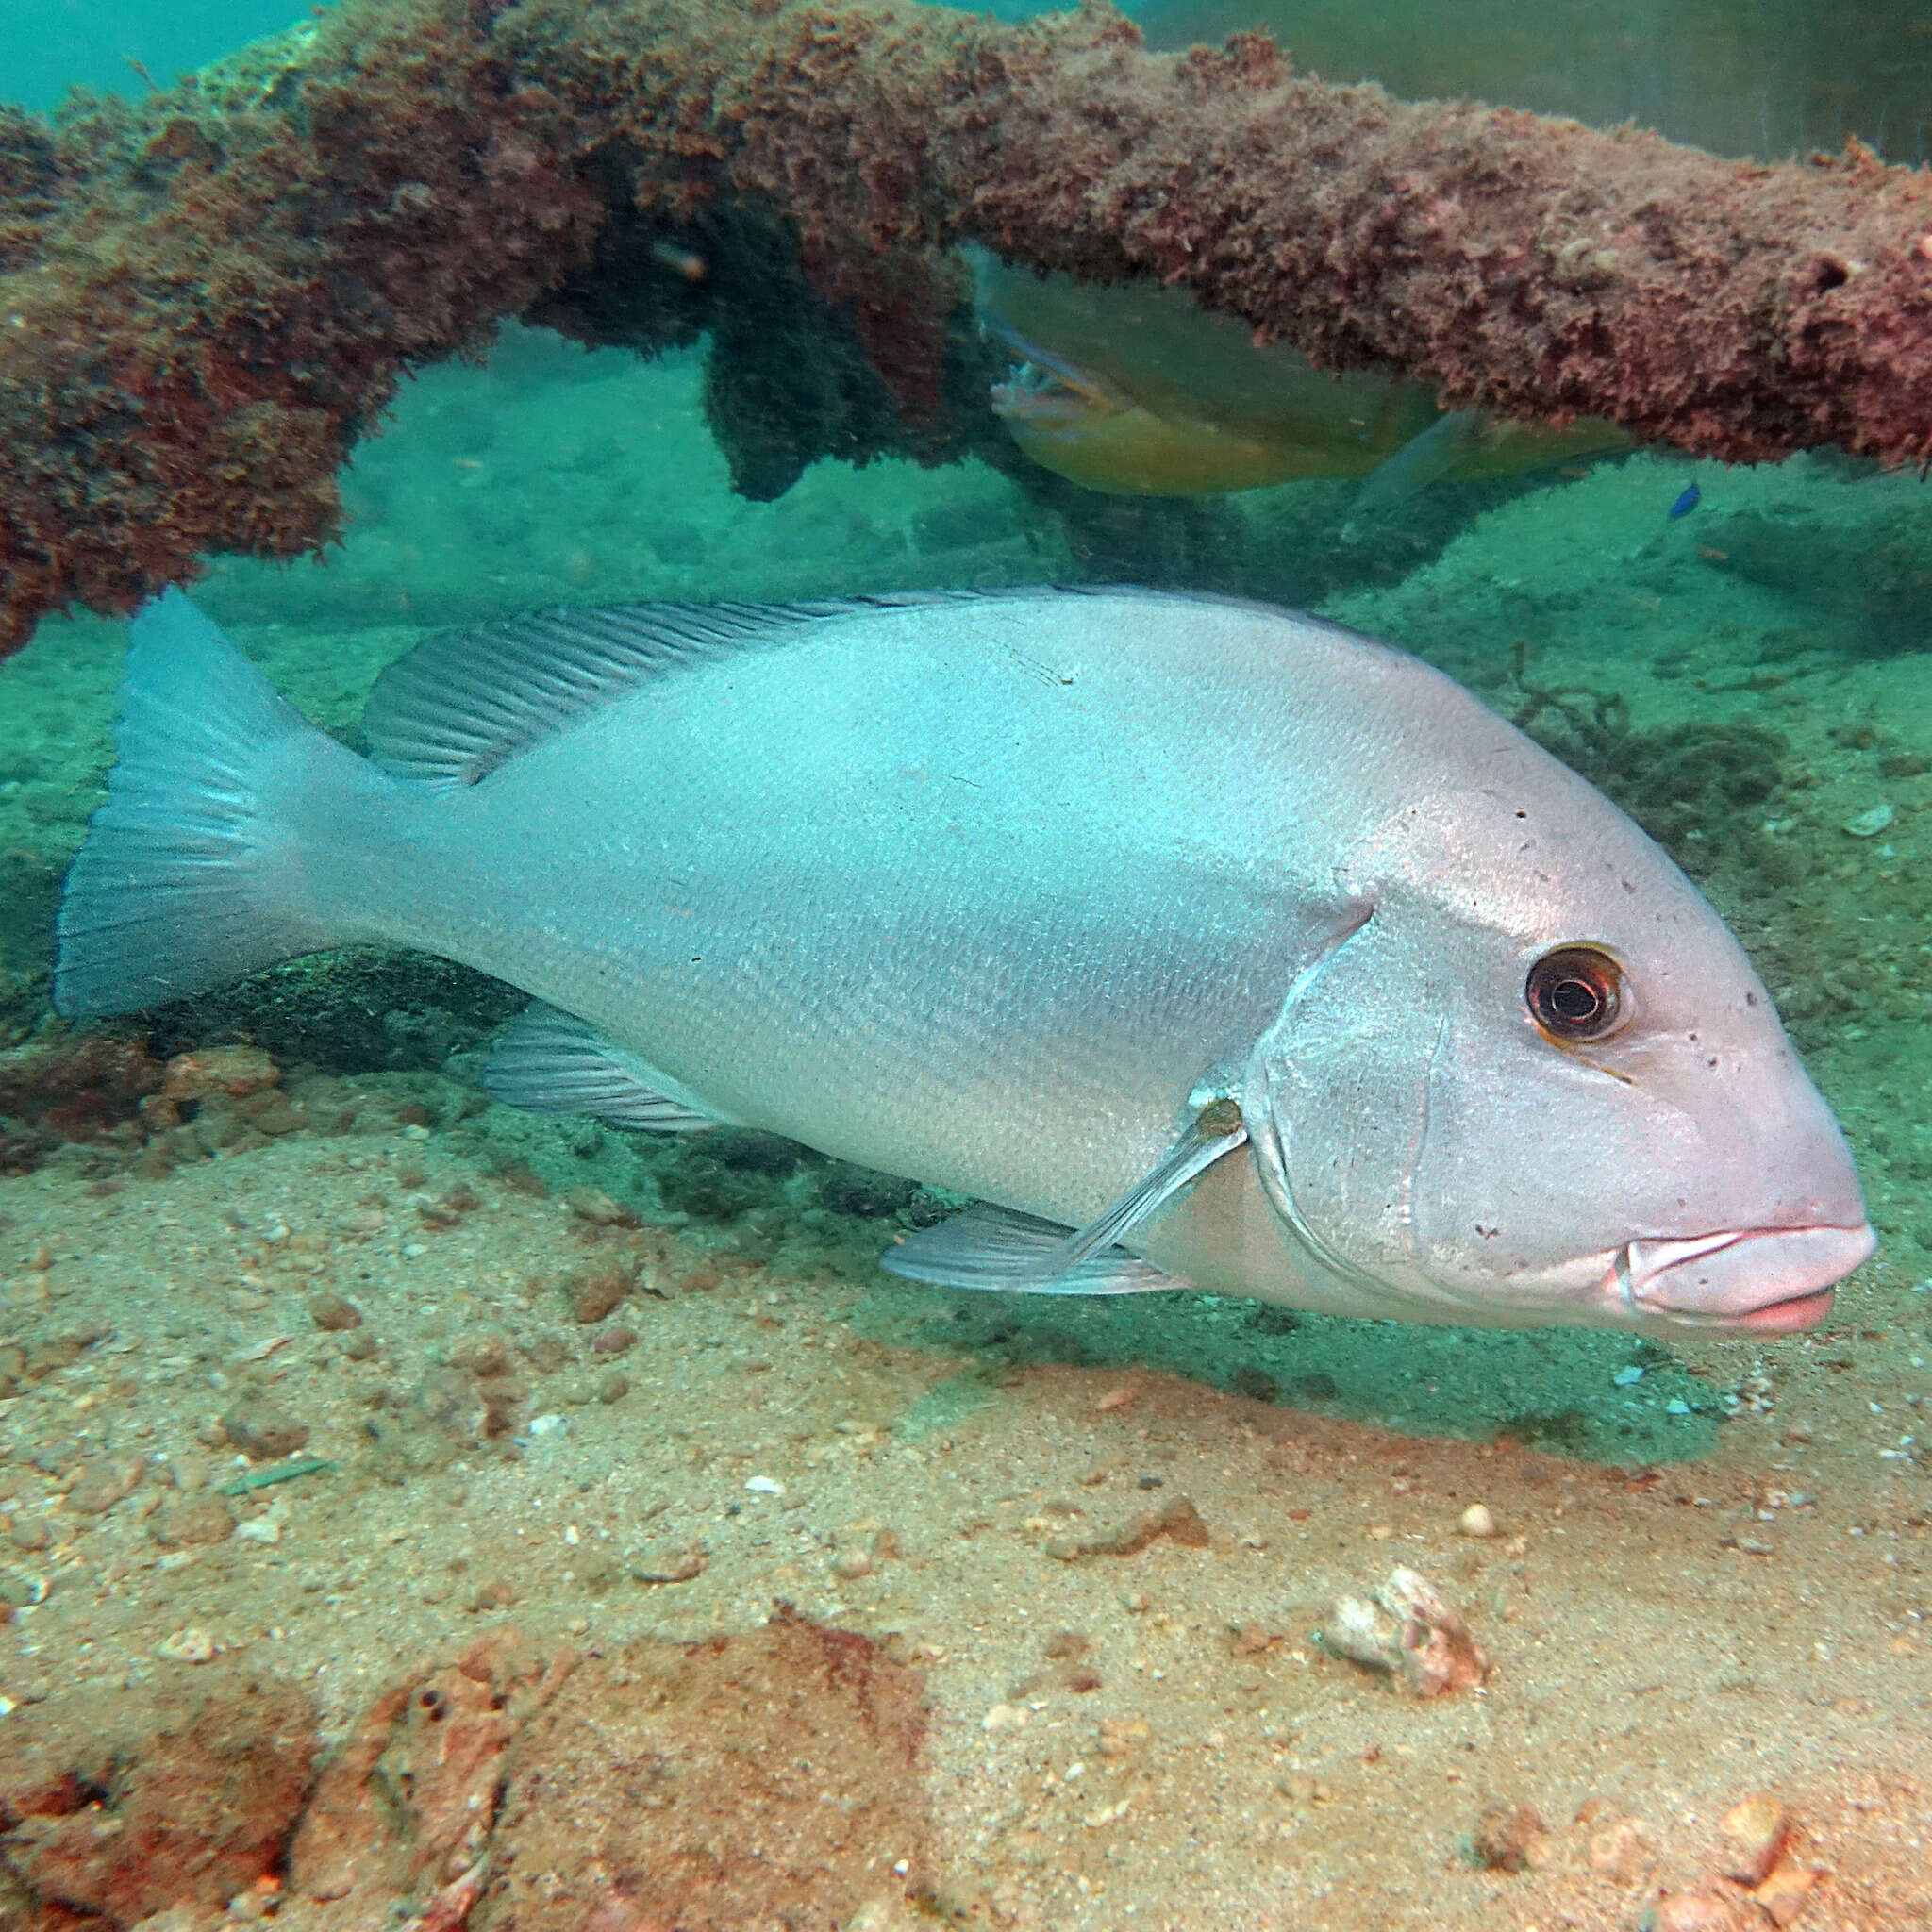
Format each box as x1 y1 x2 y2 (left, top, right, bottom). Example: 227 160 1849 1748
6 0 1932 654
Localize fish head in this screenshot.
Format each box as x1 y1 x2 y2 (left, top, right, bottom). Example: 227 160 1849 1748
1241 792 1873 1336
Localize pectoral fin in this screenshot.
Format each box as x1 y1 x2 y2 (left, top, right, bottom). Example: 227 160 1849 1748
880 1100 1246 1295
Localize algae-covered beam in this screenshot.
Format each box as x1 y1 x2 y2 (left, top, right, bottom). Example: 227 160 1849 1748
6 0 1932 655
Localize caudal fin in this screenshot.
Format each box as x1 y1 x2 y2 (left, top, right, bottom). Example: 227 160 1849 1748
55 591 362 1019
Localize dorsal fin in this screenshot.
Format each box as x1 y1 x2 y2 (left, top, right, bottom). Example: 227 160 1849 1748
361 601 830 788
358 587 1339 789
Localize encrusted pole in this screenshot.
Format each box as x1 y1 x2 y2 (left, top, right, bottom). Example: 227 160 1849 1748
5 0 1932 654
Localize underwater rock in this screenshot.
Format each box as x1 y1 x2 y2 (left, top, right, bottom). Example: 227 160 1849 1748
1472 1801 1554 1873
1324 1566 1491 1698
286 1630 572 1908
0 1665 316 1925
471 1609 932 1931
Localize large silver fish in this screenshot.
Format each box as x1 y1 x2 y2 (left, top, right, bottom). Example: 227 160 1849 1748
57 588 1874 1336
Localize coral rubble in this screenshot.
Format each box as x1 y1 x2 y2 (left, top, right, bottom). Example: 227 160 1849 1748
5 0 1932 653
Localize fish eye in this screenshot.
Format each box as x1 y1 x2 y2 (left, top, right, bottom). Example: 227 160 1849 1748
1525 945 1626 1043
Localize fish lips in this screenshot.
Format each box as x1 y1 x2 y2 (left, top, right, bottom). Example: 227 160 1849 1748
1602 1223 1877 1333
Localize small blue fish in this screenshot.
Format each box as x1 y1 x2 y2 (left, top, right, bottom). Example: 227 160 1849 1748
1668 481 1702 519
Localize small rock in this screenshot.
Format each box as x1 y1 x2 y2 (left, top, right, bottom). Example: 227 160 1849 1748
67 1455 145 1515
1473 1802 1552 1873
1046 1494 1209 1560
590 1323 637 1356
595 1369 628 1405
832 1549 874 1581
1719 1793 1788 1885
8 1514 52 1552
156 1625 218 1663
1842 803 1894 839
306 1293 363 1332
232 1505 285 1545
565 1186 638 1226
341 1330 379 1361
1324 1567 1489 1698
1586 1814 1653 1884
150 1493 237 1548
1643 1890 1748 1932
1457 1504 1499 1539
162 1046 280 1101
222 1406 311 1462
570 1265 633 1325
1753 1858 1821 1928
630 1543 706 1585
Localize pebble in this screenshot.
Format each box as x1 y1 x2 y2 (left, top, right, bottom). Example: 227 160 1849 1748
1586 1815 1653 1884
1457 1504 1499 1539
67 1456 144 1515
831 1549 874 1580
150 1493 238 1548
156 1626 219 1663
1324 1567 1489 1698
571 1266 633 1325
306 1293 363 1331
1644 1892 1748 1932
1754 1860 1820 1928
1472 1802 1552 1873
8 1515 51 1553
222 1406 311 1461
1719 1793 1788 1885
1842 803 1895 838
566 1186 638 1226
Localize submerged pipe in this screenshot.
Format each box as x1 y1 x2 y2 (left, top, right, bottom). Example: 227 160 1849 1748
5 0 1932 654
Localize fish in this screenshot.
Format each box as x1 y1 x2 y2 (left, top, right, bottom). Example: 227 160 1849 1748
976 253 1632 503
56 588 1874 1337
1668 481 1703 518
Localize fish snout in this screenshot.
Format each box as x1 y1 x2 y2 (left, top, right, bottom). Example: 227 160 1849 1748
1606 1221 1876 1332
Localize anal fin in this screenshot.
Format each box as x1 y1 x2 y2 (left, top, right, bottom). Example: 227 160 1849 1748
482 1003 733 1133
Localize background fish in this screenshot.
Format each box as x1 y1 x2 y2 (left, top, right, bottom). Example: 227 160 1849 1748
57 588 1871 1336
977 253 1631 502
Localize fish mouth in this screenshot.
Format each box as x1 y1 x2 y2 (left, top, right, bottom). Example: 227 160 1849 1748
1600 1223 1875 1333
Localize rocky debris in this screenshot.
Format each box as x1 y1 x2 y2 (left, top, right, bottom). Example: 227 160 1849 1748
306 1292 364 1331
1456 1503 1500 1538
1044 1495 1210 1560
287 1629 572 1909
1323 1567 1490 1698
221 1404 311 1462
629 1542 708 1585
1585 1812 1655 1884
0 1036 163 1156
0 1664 317 1925
64 1454 145 1516
147 1491 236 1553
563 1186 638 1227
568 1261 634 1325
1642 1891 1750 1932
1753 1859 1822 1927
1472 1802 1554 1873
472 1608 932 1931
1719 1793 1789 1885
